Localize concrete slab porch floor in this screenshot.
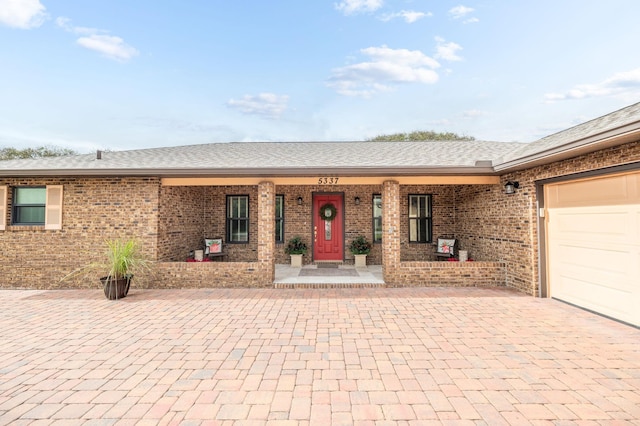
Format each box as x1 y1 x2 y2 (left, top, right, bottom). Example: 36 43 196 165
1 287 639 424
274 264 385 288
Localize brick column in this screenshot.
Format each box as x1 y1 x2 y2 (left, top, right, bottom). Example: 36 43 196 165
257 181 275 285
382 180 400 285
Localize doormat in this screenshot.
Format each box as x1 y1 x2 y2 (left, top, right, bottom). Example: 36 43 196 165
299 269 359 277
316 263 340 268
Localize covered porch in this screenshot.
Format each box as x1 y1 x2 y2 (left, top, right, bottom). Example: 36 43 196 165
154 175 517 290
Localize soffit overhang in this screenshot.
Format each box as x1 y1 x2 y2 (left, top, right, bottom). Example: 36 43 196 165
0 165 497 179
494 123 640 173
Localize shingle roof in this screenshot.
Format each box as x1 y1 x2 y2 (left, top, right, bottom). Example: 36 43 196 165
494 102 640 170
0 140 524 177
1 102 639 177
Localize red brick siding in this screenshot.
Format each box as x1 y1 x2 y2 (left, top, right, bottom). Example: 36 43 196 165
387 261 506 288
158 186 205 261
155 261 270 288
0 177 160 289
273 185 384 265
399 185 455 261
456 139 640 295
203 186 259 262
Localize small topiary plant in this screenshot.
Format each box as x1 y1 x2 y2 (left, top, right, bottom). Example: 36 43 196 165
285 236 308 255
349 235 372 255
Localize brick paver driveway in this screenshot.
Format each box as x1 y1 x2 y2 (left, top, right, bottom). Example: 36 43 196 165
1 287 639 425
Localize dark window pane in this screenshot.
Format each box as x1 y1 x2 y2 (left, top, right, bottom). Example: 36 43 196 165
275 220 283 242
13 187 46 225
227 195 249 242
373 195 382 242
408 195 432 243
15 206 45 224
15 188 45 204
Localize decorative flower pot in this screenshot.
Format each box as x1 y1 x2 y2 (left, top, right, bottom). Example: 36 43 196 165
354 254 367 268
290 254 303 268
100 275 132 300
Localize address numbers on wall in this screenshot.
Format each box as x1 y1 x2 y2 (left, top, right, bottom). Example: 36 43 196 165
318 177 340 185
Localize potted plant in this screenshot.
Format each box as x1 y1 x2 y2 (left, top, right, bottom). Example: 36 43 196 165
349 235 372 268
63 238 153 300
285 236 307 268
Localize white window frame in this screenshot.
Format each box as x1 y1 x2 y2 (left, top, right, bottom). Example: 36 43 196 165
0 186 6 231
227 195 249 243
6 185 63 229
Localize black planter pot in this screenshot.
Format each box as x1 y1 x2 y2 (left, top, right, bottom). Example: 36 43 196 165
100 275 132 300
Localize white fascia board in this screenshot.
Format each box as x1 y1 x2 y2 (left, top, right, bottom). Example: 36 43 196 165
494 124 640 173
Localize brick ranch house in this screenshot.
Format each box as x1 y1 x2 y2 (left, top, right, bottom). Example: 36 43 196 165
1 102 639 325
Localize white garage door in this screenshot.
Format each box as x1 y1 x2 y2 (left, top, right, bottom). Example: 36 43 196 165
545 172 640 327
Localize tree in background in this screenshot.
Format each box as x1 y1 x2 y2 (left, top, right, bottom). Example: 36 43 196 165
367 130 475 142
0 146 78 160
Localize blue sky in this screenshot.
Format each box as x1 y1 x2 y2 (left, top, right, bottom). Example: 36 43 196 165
1 0 640 153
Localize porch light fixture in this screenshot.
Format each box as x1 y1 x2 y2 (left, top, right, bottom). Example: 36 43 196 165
504 181 519 194
297 196 303 205
354 196 360 205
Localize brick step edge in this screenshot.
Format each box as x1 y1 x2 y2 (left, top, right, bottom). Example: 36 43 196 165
274 283 387 289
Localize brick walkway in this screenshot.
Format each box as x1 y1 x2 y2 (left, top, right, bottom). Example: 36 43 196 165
1 287 639 425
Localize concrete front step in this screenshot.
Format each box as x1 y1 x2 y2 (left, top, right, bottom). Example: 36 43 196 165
274 282 387 289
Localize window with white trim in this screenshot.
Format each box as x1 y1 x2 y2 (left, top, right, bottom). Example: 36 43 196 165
227 195 249 243
408 194 432 243
373 194 382 243
8 185 63 229
12 187 46 225
275 194 284 243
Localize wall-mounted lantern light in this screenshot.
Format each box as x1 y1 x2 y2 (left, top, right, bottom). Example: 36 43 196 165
354 196 360 205
504 181 519 194
297 196 303 205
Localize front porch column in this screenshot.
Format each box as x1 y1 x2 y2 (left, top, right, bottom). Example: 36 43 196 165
382 180 400 285
257 181 275 285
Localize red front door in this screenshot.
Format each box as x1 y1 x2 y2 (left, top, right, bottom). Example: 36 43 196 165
313 193 344 262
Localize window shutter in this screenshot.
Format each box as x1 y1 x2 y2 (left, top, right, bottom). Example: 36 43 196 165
0 186 6 231
45 185 63 230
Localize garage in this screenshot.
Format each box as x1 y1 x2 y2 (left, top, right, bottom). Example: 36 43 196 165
545 171 640 326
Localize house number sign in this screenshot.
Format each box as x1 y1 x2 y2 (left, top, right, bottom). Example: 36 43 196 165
318 177 339 185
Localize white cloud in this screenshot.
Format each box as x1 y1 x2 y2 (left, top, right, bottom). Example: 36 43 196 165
463 17 479 24
463 109 485 118
56 17 139 62
335 0 383 15
449 5 474 19
227 93 290 118
327 45 440 97
77 34 139 62
544 67 640 102
434 37 463 62
55 16 96 35
379 10 431 23
0 0 47 29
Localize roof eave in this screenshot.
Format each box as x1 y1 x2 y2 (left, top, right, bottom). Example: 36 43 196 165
494 122 640 173
0 165 498 178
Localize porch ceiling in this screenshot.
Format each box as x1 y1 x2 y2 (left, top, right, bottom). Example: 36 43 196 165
161 174 500 186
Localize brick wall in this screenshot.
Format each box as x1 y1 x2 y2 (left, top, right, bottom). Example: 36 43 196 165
399 184 455 261
456 139 640 295
454 182 535 294
203 185 259 262
158 186 205 261
257 181 275 283
4 139 638 291
0 177 160 289
155 261 270 288
273 184 384 265
386 261 506 288
382 180 400 280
